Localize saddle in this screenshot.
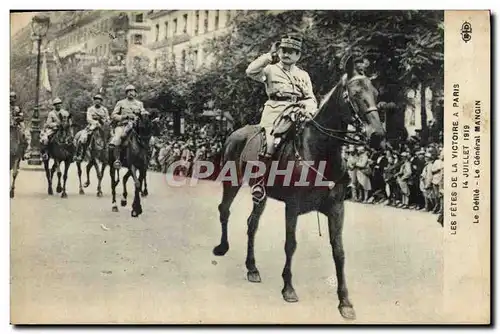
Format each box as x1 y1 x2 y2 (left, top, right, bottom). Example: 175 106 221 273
241 106 307 163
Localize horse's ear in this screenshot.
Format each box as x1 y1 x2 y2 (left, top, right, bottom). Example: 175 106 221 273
345 55 355 78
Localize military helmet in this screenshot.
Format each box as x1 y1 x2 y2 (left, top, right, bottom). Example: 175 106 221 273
93 94 103 101
52 97 62 105
125 84 136 93
10 91 16 98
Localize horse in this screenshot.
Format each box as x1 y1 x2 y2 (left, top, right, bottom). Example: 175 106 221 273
212 56 386 320
75 121 111 197
109 112 159 217
43 117 75 198
10 122 26 198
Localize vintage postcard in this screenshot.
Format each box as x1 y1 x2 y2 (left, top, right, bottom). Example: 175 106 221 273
9 10 490 324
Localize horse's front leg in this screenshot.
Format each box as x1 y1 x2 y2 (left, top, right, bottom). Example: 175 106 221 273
10 158 20 198
141 171 148 197
96 161 106 197
246 199 267 283
61 160 71 198
282 202 299 303
55 161 63 193
44 158 53 195
110 165 118 212
326 193 355 320
121 169 131 207
77 162 85 195
84 159 93 188
130 166 142 217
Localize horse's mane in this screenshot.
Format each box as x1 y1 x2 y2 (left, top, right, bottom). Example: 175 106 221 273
315 75 345 118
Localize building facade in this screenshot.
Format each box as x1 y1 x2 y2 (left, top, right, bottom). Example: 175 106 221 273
146 10 237 72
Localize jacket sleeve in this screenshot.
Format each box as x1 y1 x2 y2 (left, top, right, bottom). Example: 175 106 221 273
86 108 98 126
103 107 110 122
45 112 57 127
300 72 318 114
111 101 122 122
245 53 272 83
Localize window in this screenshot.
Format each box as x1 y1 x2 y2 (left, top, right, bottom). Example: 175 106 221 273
215 10 219 30
173 18 178 35
172 53 176 64
164 21 169 39
155 23 159 41
135 13 143 23
183 14 188 34
204 11 209 32
195 10 199 35
134 34 143 45
154 58 158 70
226 10 231 23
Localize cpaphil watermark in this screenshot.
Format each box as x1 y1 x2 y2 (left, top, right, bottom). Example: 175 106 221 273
164 160 335 189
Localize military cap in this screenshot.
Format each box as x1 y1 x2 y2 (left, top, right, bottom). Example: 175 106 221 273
280 33 303 51
52 97 62 105
93 94 103 100
10 91 16 98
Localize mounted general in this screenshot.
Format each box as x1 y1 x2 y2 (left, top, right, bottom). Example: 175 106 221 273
212 33 386 321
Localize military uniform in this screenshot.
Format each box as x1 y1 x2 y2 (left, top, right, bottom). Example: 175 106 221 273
40 100 71 145
110 97 145 146
246 34 318 204
246 54 317 131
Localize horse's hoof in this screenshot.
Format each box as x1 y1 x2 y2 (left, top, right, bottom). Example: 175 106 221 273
247 270 262 283
83 181 90 188
141 190 148 197
61 192 68 199
120 199 127 207
282 287 299 303
79 189 85 195
97 191 103 197
56 186 62 193
338 304 356 320
10 190 14 199
131 210 139 218
112 206 118 212
48 189 53 195
213 243 229 256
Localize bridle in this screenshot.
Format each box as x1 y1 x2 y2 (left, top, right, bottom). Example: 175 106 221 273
305 74 378 146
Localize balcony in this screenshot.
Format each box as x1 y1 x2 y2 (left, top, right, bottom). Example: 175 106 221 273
172 33 190 45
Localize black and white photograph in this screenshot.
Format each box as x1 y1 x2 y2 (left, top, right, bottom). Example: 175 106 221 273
8 9 490 324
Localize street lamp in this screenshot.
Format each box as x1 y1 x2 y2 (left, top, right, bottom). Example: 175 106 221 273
28 14 50 166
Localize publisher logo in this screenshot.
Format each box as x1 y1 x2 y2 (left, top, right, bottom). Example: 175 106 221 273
461 22 472 43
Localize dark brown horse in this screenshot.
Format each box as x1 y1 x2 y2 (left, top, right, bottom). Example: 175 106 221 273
109 112 159 217
213 56 386 320
43 117 75 198
10 123 26 198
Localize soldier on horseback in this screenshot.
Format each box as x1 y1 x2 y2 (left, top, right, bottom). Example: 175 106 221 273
40 97 72 161
74 94 110 162
109 84 147 169
245 33 318 202
10 91 27 146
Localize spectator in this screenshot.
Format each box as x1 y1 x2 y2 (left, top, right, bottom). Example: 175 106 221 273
355 146 372 203
397 151 412 209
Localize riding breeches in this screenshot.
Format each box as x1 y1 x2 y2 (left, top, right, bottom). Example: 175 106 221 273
109 122 133 146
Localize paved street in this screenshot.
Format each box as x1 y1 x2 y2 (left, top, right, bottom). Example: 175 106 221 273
11 163 443 324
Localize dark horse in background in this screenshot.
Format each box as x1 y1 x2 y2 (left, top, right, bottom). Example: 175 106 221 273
10 122 26 198
75 121 112 197
213 56 386 320
109 112 159 217
43 115 75 198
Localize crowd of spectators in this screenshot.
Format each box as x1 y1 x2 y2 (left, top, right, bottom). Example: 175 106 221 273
342 138 444 225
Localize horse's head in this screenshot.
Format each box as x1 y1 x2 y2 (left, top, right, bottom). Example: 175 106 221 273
340 56 386 148
134 112 161 138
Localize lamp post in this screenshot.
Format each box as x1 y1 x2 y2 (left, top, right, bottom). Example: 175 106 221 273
28 14 50 166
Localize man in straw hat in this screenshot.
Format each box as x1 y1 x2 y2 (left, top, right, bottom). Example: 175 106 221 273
245 32 317 202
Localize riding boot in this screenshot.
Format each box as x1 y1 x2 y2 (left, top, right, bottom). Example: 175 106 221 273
251 154 273 204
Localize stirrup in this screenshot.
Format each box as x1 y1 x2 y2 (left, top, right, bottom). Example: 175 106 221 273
41 153 49 161
251 183 266 204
